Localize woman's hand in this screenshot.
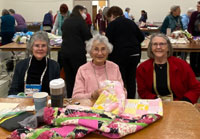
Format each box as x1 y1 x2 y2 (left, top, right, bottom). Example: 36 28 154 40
91 89 103 100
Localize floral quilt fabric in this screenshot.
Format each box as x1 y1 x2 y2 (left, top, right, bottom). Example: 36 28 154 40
10 107 161 139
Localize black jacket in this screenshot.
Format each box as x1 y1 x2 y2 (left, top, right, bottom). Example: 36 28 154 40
9 57 60 95
61 16 92 57
106 16 144 62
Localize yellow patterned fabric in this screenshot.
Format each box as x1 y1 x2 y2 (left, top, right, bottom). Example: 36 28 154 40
92 80 126 115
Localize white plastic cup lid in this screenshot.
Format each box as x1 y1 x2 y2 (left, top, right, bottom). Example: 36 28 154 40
33 92 48 99
49 78 65 89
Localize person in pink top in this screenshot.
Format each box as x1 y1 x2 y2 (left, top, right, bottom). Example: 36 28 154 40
72 34 125 99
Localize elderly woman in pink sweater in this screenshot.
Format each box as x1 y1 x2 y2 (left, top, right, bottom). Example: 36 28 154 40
72 34 125 99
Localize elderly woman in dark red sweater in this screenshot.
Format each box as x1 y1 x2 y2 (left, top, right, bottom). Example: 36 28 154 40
136 33 200 104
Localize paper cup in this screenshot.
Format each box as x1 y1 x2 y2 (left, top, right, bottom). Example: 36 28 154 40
33 92 48 112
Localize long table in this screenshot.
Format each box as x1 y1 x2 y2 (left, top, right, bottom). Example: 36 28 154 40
0 42 60 51
0 98 200 139
1 41 200 53
141 39 200 52
140 27 160 34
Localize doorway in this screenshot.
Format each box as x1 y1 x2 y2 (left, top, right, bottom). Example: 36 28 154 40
74 0 108 30
92 0 108 30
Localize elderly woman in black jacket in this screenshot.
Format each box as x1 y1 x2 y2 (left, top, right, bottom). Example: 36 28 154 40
61 5 92 98
9 31 60 96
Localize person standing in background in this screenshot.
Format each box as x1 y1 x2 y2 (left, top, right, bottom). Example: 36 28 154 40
180 8 195 60
52 4 70 75
1 9 15 45
188 1 200 77
43 10 53 32
95 9 106 34
106 6 144 99
61 5 92 98
124 7 134 20
52 3 70 36
139 10 148 23
84 8 92 32
181 8 195 30
8 9 27 32
160 5 183 34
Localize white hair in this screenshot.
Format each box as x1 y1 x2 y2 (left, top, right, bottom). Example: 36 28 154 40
187 7 195 13
86 34 113 54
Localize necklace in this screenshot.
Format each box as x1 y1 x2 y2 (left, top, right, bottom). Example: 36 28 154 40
91 62 108 89
156 64 166 70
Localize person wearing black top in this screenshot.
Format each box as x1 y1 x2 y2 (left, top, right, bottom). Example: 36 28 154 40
9 31 60 95
106 6 145 99
61 5 92 98
139 10 148 23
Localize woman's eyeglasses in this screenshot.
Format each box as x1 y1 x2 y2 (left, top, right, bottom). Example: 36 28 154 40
152 42 167 47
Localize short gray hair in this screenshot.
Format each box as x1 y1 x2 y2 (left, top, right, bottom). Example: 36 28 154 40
187 7 195 13
27 31 50 55
170 5 180 14
147 33 173 59
86 34 113 54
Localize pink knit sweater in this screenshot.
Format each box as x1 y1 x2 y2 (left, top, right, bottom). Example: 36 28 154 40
72 61 124 99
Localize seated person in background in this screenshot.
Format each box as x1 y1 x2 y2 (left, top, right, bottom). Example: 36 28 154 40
9 9 27 32
9 31 60 96
136 33 200 104
72 34 125 99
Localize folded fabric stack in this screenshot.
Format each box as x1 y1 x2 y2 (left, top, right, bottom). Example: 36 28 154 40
12 32 34 44
48 33 62 46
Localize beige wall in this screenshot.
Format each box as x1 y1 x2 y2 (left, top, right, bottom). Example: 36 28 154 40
1 0 73 22
0 0 199 22
74 0 92 19
0 1 5 11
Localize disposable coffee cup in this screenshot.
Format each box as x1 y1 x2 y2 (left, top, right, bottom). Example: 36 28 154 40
166 28 171 36
33 92 48 112
50 78 65 107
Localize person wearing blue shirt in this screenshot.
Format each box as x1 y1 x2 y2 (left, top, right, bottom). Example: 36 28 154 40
124 7 133 20
181 8 195 30
180 8 195 60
